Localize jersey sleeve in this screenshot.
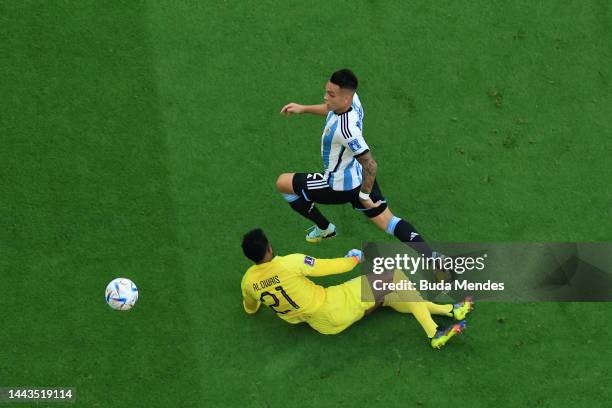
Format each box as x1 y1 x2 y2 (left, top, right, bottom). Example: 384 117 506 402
284 253 359 277
339 113 369 157
241 273 260 314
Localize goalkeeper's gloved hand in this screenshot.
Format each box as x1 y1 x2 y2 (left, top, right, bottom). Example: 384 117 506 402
345 249 363 263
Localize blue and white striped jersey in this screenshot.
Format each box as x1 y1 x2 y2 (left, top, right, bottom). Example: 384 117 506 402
320 93 369 191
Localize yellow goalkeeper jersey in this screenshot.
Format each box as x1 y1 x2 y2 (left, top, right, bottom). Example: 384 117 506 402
241 254 359 324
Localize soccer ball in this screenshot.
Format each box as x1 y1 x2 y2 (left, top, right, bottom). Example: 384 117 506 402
105 278 139 311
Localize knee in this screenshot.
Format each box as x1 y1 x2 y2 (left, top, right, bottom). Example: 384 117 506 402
276 173 294 194
371 209 394 231
276 173 287 192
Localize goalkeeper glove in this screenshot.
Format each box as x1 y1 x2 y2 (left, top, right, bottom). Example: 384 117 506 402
345 248 363 263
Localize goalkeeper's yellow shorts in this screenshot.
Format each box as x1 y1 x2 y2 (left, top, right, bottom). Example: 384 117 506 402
307 276 376 335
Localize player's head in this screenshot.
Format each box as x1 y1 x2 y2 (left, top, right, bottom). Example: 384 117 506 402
325 69 358 112
242 228 273 263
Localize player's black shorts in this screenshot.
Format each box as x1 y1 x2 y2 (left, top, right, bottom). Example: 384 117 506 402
292 172 387 218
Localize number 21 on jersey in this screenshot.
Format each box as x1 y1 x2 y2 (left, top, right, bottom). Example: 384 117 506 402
259 286 300 314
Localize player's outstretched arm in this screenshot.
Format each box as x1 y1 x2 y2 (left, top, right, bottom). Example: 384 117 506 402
280 103 329 117
304 251 361 277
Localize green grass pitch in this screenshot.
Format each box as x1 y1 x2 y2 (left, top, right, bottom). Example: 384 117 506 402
1 0 611 406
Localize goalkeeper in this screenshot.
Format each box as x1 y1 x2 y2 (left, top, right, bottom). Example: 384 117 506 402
241 229 472 349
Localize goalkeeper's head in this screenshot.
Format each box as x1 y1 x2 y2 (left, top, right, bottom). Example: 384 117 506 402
242 228 273 264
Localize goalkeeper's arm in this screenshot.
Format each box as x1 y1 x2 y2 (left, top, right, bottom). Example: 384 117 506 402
243 296 260 314
305 249 362 277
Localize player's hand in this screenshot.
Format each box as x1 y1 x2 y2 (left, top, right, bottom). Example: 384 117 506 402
345 249 363 263
280 103 305 116
359 196 382 209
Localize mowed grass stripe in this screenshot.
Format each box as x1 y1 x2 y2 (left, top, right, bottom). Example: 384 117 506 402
144 1 611 406
1 2 201 406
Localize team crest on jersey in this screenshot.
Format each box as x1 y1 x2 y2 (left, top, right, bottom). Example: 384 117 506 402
323 123 331 137
348 139 362 152
304 256 315 267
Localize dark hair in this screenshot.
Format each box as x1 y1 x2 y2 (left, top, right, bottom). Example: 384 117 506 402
242 228 269 263
330 69 358 91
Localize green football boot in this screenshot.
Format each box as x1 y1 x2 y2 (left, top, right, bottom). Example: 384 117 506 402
452 296 474 321
305 223 336 243
430 321 467 349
